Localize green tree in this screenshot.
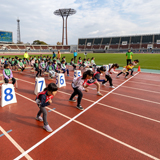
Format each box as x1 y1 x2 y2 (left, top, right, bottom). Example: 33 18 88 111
32 40 48 45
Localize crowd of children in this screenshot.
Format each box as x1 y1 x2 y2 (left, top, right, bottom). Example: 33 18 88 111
0 54 139 132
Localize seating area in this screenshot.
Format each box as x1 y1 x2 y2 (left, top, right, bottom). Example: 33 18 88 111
56 46 63 50
141 44 148 49
109 45 119 49
153 44 160 48
119 45 129 49
18 45 26 50
41 46 48 50
33 46 41 50
92 45 100 49
130 44 140 49
63 46 70 50
9 45 19 50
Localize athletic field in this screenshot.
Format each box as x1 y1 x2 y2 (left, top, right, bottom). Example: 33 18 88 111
1 53 160 70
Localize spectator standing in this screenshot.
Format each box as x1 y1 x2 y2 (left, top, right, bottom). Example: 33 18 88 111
126 49 133 65
24 51 29 61
73 50 78 63
52 51 56 59
57 50 61 60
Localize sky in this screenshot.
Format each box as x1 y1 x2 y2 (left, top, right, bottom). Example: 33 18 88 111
0 0 160 45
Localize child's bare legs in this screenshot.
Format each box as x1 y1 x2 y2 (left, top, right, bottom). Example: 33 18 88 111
94 82 103 96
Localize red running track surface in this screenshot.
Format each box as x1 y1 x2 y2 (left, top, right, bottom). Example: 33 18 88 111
0 68 160 160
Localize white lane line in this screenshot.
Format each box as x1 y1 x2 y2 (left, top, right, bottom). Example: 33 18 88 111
65 80 160 95
17 78 160 123
55 90 160 124
121 86 160 94
15 90 160 160
18 77 160 105
14 73 139 160
0 126 33 160
65 81 160 105
134 77 160 82
50 109 160 160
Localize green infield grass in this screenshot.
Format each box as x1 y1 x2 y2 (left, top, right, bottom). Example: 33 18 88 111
1 53 160 70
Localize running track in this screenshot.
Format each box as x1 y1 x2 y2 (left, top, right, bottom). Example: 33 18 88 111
0 68 160 160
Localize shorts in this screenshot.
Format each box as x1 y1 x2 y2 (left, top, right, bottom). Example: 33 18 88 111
86 78 97 85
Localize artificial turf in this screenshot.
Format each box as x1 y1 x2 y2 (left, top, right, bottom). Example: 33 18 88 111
1 53 160 70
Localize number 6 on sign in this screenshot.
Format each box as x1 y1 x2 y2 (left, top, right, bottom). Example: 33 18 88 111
56 73 66 88
1 84 17 107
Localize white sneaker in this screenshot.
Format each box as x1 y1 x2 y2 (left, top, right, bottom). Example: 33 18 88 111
97 92 103 96
43 125 53 132
125 76 128 79
109 86 115 88
102 83 106 86
116 76 120 78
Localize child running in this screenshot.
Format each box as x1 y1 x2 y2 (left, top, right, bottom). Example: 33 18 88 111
130 59 139 76
69 70 94 110
116 62 134 79
3 64 16 86
86 66 106 96
35 83 58 132
102 63 119 88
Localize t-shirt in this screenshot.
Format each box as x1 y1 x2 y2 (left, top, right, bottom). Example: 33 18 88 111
19 62 23 67
48 66 52 70
4 69 11 76
74 52 77 57
126 52 133 59
11 61 15 65
35 63 39 68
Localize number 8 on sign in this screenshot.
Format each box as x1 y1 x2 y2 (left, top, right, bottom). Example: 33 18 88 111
4 88 13 101
1 84 17 107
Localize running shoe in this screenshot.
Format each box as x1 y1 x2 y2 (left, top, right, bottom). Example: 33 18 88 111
76 105 84 110
69 99 76 102
109 86 115 88
116 76 120 78
97 92 103 96
43 125 53 132
35 116 43 122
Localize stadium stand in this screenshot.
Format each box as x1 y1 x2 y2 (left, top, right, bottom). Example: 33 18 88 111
41 46 49 50
63 46 70 50
56 46 63 50
26 45 34 50
18 45 26 50
78 33 160 53
33 46 41 50
49 46 56 49
9 45 19 50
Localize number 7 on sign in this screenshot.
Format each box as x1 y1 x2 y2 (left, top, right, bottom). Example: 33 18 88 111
39 81 44 92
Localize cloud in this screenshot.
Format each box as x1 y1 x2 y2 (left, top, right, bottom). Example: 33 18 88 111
0 0 159 45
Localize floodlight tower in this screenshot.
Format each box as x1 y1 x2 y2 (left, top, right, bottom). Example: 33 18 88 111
17 19 21 43
54 8 76 45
